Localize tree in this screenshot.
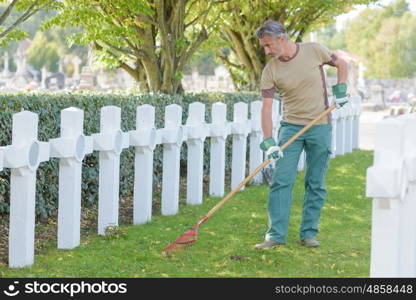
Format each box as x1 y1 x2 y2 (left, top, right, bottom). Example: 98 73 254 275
184 48 220 75
47 0 227 94
27 31 60 71
0 0 58 47
392 12 416 78
214 0 379 90
26 26 88 72
315 23 347 51
0 8 88 74
345 0 416 78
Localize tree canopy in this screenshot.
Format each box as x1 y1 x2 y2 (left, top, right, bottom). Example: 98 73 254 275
345 0 416 78
44 0 380 94
0 0 58 46
3 0 402 93
214 0 379 90
45 0 227 94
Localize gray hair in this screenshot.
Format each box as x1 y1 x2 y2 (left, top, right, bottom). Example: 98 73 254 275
255 20 288 40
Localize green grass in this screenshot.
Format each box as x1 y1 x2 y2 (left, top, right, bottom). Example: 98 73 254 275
0 150 373 278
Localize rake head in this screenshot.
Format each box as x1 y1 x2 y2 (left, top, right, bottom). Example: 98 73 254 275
162 216 208 256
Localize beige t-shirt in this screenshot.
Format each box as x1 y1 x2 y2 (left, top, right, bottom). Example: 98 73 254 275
260 42 336 125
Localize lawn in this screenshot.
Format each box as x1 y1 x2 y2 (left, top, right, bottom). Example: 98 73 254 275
0 150 373 278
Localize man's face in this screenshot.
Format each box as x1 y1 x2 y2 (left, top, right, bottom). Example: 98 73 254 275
259 35 284 58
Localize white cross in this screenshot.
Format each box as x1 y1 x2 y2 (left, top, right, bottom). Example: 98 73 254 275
129 104 157 224
230 102 251 191
93 106 129 235
249 100 264 185
159 104 184 216
208 102 230 197
49 107 93 249
3 111 49 268
185 102 208 205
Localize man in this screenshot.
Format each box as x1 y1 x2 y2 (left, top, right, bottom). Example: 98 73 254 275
254 20 349 249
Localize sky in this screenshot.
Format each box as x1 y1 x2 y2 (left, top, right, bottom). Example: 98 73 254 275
336 0 416 30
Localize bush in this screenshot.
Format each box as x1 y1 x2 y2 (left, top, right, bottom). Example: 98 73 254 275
0 91 261 218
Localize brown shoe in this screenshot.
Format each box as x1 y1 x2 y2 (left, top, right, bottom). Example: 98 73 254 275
301 238 320 248
254 240 285 250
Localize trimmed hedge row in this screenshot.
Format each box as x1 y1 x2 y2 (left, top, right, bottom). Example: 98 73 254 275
0 92 261 218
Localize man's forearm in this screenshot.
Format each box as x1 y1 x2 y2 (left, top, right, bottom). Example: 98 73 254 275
336 58 348 84
261 104 273 139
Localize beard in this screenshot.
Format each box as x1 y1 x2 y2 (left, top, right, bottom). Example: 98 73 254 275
269 48 283 59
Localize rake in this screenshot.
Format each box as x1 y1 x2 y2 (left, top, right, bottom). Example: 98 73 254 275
162 104 336 256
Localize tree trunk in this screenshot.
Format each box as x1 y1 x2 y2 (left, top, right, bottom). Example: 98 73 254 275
98 0 215 95
136 61 149 93
141 58 162 92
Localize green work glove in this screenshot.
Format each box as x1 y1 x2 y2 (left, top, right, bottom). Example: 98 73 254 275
260 137 283 162
332 83 348 108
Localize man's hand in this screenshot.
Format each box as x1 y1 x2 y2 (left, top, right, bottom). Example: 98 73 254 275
260 137 283 162
332 83 349 109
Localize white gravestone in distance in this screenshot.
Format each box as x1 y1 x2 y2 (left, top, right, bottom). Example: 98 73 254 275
2 52 10 77
272 99 281 141
330 104 338 158
335 105 346 156
351 96 362 149
344 102 353 154
297 150 306 171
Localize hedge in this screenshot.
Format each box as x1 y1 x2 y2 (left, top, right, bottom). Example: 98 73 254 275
0 91 261 218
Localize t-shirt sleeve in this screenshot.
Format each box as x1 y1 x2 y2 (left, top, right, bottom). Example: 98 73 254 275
260 64 276 98
312 43 337 66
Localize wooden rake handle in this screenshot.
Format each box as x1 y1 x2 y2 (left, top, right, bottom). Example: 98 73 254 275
205 104 336 219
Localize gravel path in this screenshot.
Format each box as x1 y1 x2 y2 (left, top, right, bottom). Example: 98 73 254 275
358 107 391 150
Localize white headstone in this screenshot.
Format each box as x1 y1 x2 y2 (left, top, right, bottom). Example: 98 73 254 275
15 49 26 75
49 107 93 249
72 55 82 81
160 104 183 215
3 111 49 268
297 150 306 171
249 101 264 185
366 117 414 277
330 100 338 158
93 106 129 235
344 102 353 153
272 99 281 140
335 106 346 156
351 96 362 149
2 52 9 76
129 104 157 224
185 102 207 205
41 67 47 89
231 102 250 191
370 84 384 109
395 114 416 277
208 102 229 197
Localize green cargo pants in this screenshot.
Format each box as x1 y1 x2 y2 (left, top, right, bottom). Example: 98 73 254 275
265 121 332 244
